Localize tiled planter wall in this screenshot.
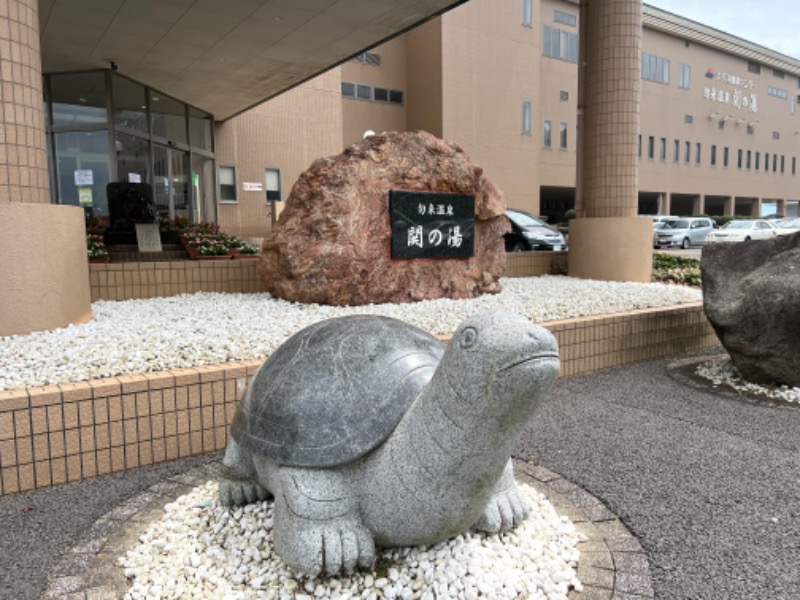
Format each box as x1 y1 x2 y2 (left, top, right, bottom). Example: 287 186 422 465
0 303 718 496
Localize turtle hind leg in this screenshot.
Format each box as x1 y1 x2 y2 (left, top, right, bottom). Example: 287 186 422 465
273 467 375 577
474 459 531 534
218 439 270 506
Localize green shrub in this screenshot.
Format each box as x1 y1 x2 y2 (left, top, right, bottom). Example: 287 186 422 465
652 253 701 287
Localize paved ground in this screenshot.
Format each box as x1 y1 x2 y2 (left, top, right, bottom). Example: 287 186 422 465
1 350 797 599
517 351 800 600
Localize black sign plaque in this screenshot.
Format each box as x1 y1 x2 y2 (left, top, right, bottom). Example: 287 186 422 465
390 190 475 259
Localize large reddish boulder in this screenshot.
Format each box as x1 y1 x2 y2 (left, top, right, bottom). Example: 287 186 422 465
258 131 507 305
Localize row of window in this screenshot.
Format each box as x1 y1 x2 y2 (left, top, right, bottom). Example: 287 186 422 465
638 135 797 175
521 101 572 149
341 81 404 105
219 166 281 203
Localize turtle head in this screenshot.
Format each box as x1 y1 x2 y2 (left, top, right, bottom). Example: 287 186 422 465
439 310 560 425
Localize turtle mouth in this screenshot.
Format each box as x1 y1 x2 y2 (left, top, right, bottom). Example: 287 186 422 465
499 352 559 372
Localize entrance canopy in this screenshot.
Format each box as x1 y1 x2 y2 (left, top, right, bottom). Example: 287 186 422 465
39 0 467 121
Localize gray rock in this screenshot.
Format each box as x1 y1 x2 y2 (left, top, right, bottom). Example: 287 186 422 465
219 310 560 576
701 231 800 386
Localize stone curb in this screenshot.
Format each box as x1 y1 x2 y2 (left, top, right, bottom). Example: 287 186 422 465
514 460 655 600
43 460 654 599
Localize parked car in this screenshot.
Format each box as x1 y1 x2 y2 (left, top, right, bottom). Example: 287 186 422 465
653 217 715 249
773 218 800 236
651 215 678 227
705 219 776 243
504 209 566 251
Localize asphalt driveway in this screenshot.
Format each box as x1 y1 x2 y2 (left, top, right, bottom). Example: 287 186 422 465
515 352 800 600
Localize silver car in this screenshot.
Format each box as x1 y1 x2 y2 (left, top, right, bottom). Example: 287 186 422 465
654 217 715 249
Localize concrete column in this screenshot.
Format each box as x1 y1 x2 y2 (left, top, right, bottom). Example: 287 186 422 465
571 0 651 282
659 192 671 215
723 196 734 216
0 0 91 336
776 199 786 217
754 198 763 217
697 195 706 215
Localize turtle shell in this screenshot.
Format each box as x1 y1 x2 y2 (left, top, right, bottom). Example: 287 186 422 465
231 315 444 467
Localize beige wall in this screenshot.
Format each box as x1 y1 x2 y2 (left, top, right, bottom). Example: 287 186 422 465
342 37 408 146
639 27 800 206
215 72 344 239
538 0 580 190
0 204 91 336
406 18 444 137
439 0 541 214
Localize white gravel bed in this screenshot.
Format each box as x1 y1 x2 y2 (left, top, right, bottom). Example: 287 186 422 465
119 481 585 600
0 276 701 391
696 357 800 404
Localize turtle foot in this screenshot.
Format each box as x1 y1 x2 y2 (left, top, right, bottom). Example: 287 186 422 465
475 483 530 534
218 476 270 506
276 514 376 577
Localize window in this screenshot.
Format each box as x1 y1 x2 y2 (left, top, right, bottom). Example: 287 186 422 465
219 166 236 203
781 155 785 173
522 0 532 26
560 122 568 149
352 51 381 66
748 61 761 74
560 90 569 101
746 150 751 170
660 137 666 161
793 156 796 175
711 145 717 166
773 131 781 140
684 141 690 163
356 84 371 100
554 10 577 26
755 151 760 171
647 135 654 159
638 134 642 158
265 168 281 202
768 87 788 99
374 87 388 102
678 63 690 89
696 143 701 165
773 154 778 173
341 82 355 97
737 149 743 169
673 139 680 162
542 25 578 62
765 153 770 172
684 114 693 124
723 146 729 168
521 101 532 134
774 69 785 79
389 90 404 105
642 52 670 84
543 120 552 148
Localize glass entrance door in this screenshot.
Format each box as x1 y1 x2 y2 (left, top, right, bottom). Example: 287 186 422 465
153 145 190 222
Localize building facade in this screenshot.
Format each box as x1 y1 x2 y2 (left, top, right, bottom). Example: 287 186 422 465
216 0 800 239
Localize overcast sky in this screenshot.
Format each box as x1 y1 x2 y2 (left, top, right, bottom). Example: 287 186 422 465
645 1 800 60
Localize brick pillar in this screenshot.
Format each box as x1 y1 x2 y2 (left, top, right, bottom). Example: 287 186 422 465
0 0 49 204
570 0 652 282
0 0 92 336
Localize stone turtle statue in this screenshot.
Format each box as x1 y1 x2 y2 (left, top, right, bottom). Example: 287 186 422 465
219 310 560 576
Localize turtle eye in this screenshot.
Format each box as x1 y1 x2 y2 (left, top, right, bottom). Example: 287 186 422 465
459 326 478 349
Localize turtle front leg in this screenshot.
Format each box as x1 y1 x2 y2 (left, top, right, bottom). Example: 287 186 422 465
474 459 530 534
273 467 375 577
219 439 270 506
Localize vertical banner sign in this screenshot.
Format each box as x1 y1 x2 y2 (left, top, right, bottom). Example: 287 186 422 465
390 190 475 259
